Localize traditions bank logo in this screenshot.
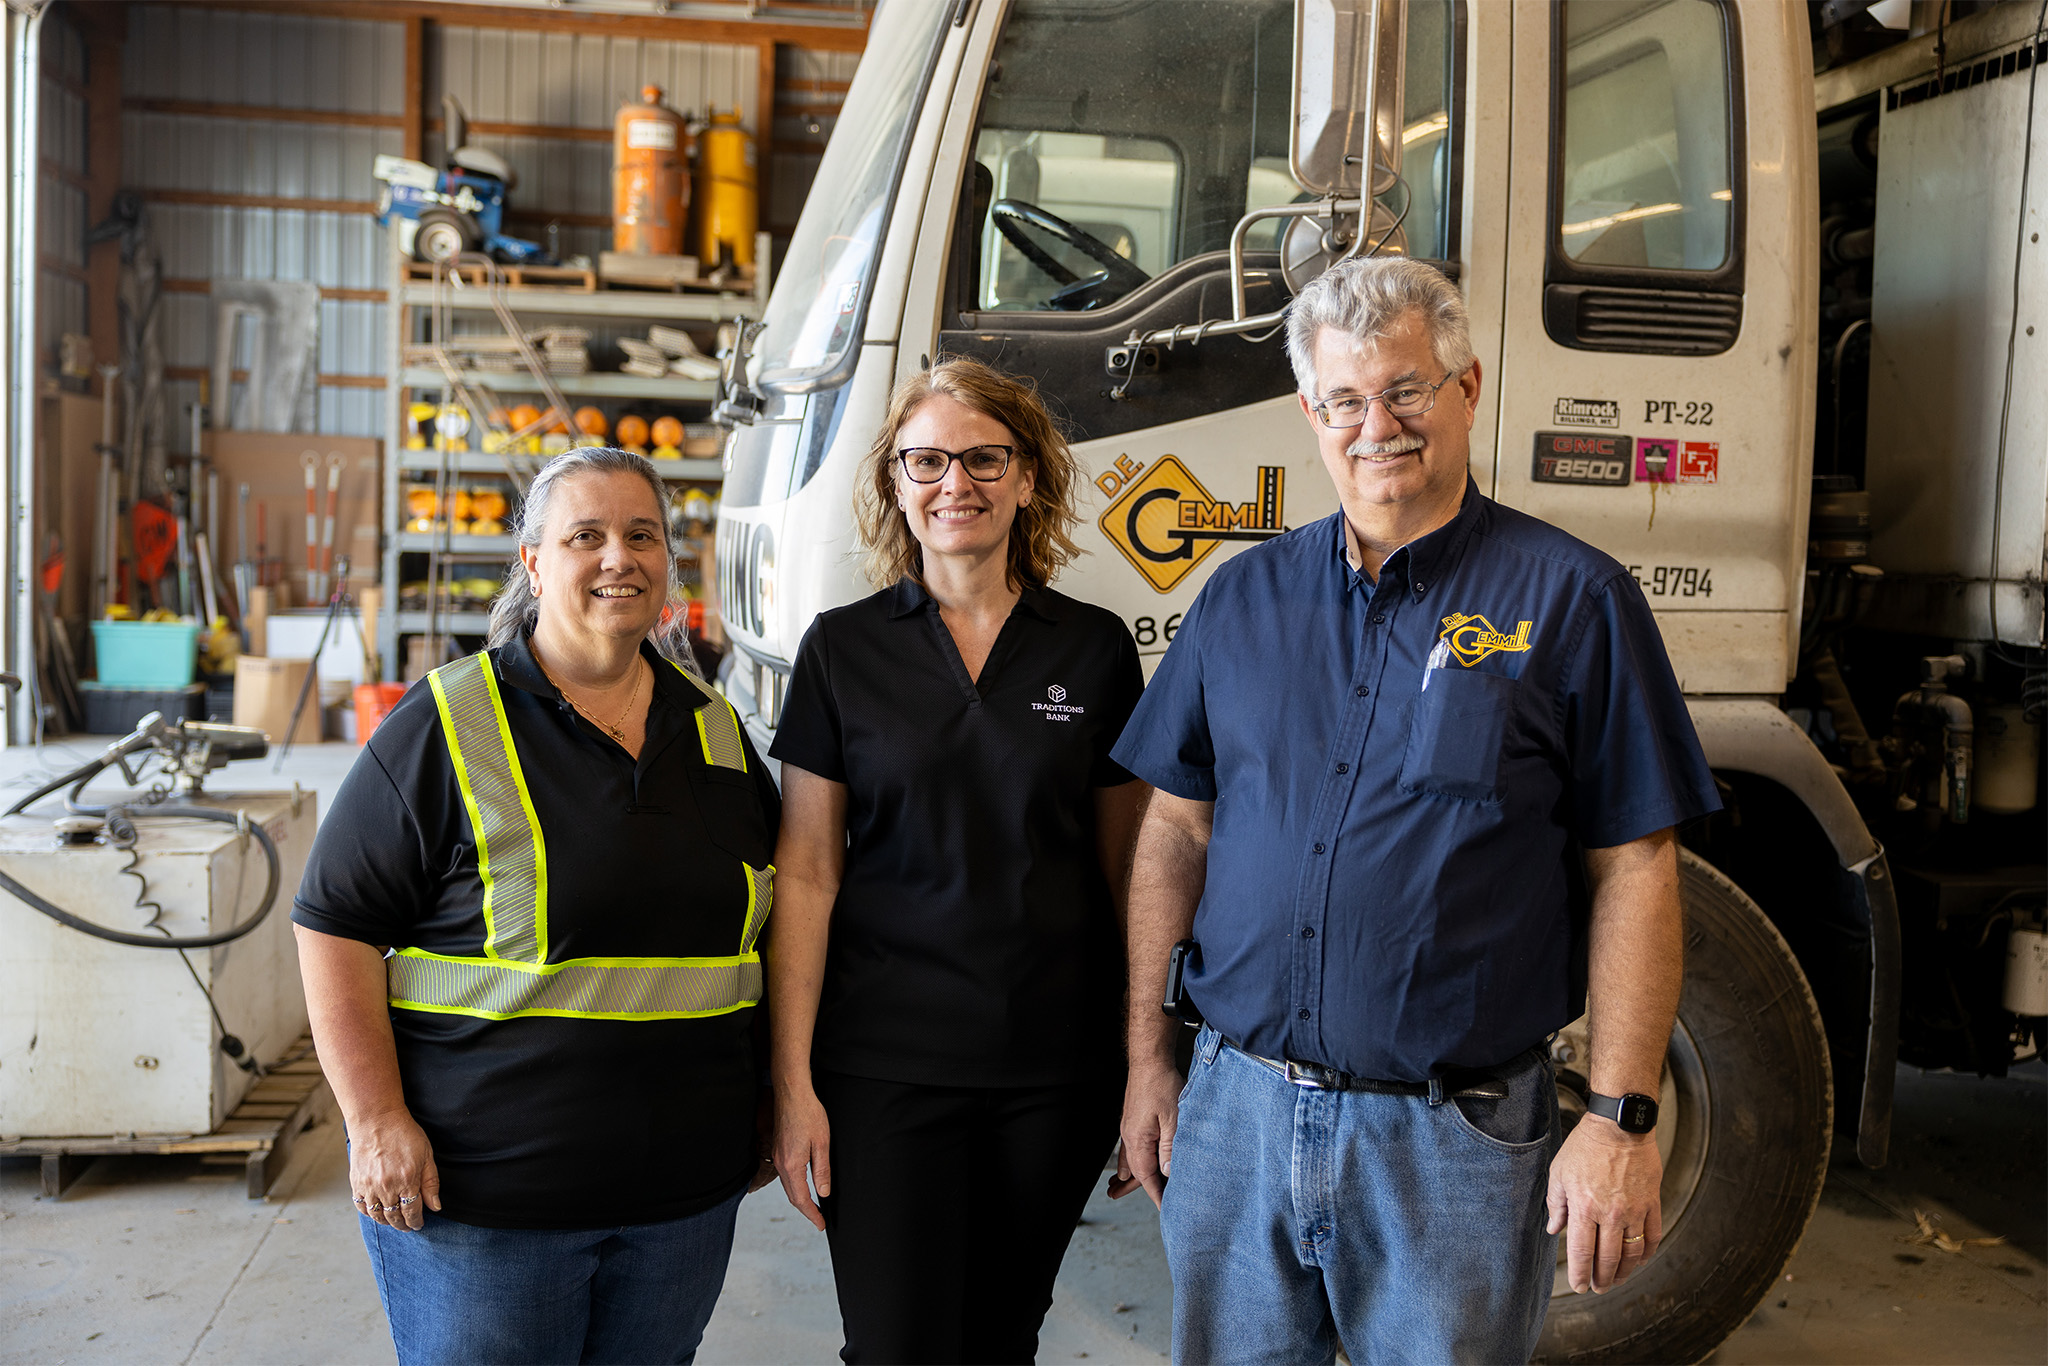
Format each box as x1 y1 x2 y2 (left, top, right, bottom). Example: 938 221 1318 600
1094 455 1288 592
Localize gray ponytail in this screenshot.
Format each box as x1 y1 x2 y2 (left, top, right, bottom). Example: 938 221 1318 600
486 446 700 675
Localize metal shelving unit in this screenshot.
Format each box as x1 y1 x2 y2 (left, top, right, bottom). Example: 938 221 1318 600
379 233 764 680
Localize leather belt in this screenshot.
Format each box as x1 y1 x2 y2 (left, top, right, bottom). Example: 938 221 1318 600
1222 1036 1510 1099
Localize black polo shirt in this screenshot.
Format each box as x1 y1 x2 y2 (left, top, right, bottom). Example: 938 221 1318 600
292 633 781 1229
770 579 1143 1088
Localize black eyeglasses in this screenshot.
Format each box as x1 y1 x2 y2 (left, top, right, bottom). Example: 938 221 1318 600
897 445 1015 483
1309 370 1463 429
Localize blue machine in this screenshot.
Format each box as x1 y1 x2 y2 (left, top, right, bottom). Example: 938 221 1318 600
372 97 554 266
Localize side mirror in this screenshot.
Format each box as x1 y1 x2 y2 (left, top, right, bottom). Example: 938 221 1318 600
1292 0 1405 199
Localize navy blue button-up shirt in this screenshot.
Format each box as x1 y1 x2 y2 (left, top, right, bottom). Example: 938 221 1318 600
1112 481 1719 1081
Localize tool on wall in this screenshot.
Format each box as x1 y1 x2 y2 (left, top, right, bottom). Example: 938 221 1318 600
300 450 321 603
319 452 344 597
235 481 252 618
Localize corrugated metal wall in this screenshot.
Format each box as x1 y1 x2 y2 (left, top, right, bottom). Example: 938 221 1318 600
427 26 756 265
123 5 404 445
118 4 814 452
39 12 88 370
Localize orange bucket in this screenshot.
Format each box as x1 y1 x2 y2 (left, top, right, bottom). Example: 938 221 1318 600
353 682 408 743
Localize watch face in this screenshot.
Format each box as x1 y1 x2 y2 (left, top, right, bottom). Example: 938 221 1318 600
1619 1094 1659 1132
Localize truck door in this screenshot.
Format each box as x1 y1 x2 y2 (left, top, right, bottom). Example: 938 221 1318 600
1496 0 1816 697
912 0 1471 666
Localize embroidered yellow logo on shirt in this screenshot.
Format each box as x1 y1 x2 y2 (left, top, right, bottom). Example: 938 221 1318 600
1438 613 1534 666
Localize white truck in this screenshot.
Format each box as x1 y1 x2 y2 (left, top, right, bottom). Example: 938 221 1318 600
714 1 2046 1358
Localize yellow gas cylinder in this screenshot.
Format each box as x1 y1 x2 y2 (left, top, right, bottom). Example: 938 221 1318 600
614 85 690 257
697 107 757 270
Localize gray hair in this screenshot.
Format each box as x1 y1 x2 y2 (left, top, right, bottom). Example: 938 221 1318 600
486 446 698 674
1284 257 1476 394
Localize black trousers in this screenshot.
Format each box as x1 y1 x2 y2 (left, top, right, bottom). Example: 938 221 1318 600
812 1069 1125 1366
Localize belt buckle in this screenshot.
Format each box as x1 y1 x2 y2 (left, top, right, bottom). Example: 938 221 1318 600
1284 1059 1338 1091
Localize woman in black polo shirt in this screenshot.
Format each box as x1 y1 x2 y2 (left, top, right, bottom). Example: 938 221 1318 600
292 447 779 1366
768 359 1147 1364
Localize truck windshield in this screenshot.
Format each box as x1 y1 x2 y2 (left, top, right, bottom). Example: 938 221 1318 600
754 0 951 390
969 0 1459 312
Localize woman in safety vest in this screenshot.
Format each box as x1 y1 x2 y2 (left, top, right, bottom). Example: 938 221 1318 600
767 359 1149 1363
293 446 780 1366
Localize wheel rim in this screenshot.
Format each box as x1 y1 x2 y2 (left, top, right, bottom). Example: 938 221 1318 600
418 221 465 262
1549 1014 1711 1298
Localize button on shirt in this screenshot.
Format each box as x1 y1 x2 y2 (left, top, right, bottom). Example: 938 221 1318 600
771 579 1144 1087
1112 481 1719 1082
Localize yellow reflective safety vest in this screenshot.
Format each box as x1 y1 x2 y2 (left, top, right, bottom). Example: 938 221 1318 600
385 650 770 1022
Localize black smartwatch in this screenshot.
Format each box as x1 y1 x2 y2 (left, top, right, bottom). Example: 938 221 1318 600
1587 1091 1659 1134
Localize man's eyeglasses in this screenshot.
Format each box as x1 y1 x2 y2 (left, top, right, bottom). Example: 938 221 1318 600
1309 371 1462 429
898 445 1015 483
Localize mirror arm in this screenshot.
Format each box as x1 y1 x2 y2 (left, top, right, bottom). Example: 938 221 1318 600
1123 196 1363 352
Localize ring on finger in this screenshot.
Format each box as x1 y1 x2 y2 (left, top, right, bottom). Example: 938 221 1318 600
1621 1232 1645 1244
397 1194 417 1205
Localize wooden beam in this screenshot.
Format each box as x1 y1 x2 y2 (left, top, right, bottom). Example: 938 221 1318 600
427 116 610 143
402 17 425 161
143 189 379 215
38 254 89 284
184 1 872 53
503 208 611 230
161 279 388 303
81 6 125 402
123 98 405 128
166 366 387 390
38 157 90 194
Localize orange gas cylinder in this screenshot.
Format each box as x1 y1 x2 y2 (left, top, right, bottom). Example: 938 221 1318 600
614 86 690 257
697 107 757 269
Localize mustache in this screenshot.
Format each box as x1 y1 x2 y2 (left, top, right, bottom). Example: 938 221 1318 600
1346 431 1427 458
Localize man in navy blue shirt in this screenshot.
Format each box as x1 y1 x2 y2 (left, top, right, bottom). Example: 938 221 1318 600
1108 257 1720 1364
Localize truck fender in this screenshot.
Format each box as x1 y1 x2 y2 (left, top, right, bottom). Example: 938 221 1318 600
1684 698 1899 1166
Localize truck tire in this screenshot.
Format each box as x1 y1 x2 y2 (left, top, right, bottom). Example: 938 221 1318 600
414 210 477 264
1535 850 1833 1365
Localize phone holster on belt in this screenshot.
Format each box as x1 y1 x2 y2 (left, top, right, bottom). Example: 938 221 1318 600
1163 939 1205 1025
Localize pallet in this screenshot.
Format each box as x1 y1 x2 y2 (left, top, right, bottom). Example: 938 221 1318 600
0 1035 334 1200
601 266 757 295
403 260 599 291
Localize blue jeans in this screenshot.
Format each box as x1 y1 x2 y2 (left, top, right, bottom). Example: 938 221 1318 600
1159 1028 1559 1366
360 1189 744 1365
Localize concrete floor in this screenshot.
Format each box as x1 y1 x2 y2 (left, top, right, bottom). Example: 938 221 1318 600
2 737 2044 1364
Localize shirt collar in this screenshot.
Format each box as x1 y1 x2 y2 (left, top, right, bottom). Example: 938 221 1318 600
494 630 708 711
1331 476 1489 593
887 576 1061 622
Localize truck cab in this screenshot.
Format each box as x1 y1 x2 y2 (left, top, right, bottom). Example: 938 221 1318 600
717 2 2043 1357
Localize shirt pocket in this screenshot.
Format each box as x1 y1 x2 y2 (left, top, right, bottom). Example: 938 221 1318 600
688 767 775 869
1398 669 1517 804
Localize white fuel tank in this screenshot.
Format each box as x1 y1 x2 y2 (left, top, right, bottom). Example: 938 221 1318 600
0 791 316 1139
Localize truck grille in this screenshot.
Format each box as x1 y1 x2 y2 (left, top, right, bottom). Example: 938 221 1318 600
1544 284 1743 356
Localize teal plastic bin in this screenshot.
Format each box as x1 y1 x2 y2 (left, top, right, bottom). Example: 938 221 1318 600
91 620 202 689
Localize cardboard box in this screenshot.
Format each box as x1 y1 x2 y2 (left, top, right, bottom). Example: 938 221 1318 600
231 655 322 745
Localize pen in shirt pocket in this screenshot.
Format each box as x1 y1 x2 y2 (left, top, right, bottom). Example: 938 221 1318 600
1422 637 1451 691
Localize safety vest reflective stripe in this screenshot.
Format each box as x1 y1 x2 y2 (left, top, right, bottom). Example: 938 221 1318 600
395 650 767 1023
675 668 749 772
387 950 761 1021
428 653 547 963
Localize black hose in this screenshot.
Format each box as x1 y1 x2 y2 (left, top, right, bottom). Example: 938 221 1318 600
0 804 282 949
3 751 112 817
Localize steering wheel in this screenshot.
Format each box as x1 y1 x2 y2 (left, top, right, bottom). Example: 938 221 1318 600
990 199 1150 296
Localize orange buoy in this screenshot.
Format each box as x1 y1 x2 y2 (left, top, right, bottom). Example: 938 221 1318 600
650 415 684 448
614 86 690 257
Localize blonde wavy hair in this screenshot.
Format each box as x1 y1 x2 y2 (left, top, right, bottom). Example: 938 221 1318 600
853 358 1084 590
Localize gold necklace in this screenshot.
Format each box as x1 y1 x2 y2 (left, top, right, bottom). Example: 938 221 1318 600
543 656 645 741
